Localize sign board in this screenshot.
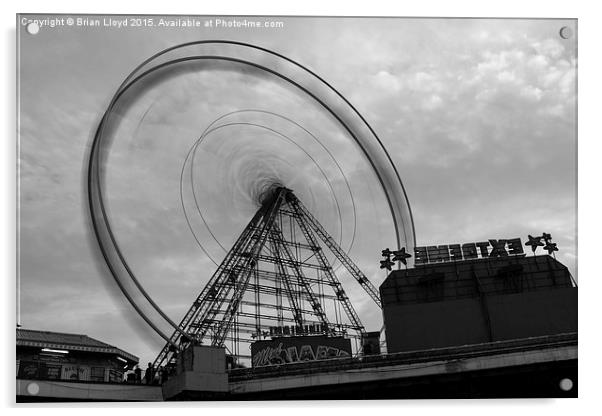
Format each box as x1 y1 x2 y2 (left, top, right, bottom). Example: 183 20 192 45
251 335 351 367
268 323 328 337
61 365 89 381
414 238 524 266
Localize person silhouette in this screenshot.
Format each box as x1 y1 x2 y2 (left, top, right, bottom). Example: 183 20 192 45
144 362 154 385
134 364 142 384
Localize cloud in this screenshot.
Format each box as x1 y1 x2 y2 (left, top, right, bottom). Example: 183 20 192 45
18 17 577 363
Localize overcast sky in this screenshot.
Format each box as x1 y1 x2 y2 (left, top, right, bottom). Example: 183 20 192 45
18 16 577 364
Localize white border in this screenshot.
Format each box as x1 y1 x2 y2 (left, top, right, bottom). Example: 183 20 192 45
3 0 600 414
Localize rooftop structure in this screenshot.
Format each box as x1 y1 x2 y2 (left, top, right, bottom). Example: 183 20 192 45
380 254 577 353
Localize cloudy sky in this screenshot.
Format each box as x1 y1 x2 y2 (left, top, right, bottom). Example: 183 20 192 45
18 16 577 364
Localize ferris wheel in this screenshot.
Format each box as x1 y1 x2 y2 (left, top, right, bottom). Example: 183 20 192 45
88 41 415 368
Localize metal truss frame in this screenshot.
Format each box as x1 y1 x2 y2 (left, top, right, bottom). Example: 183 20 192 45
154 187 381 368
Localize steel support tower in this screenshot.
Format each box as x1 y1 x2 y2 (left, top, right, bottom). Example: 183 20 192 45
154 186 381 368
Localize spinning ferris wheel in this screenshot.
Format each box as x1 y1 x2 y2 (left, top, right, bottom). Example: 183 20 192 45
87 41 415 368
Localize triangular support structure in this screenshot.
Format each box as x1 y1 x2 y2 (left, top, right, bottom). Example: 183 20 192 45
154 187 382 368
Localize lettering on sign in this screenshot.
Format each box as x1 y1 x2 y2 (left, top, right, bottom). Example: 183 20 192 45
414 238 524 265
251 336 352 367
269 323 328 337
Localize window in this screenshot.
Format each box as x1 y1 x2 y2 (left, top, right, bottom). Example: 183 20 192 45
90 366 105 382
46 365 61 380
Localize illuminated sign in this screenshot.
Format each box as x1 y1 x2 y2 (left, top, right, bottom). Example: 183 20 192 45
414 238 524 265
251 335 351 367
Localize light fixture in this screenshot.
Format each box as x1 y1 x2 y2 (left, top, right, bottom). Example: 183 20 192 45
116 356 128 363
41 348 69 354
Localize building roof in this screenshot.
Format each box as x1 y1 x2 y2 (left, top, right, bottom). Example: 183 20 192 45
16 328 138 364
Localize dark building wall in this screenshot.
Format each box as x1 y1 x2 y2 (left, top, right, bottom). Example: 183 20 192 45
383 298 490 351
380 255 577 353
487 289 577 340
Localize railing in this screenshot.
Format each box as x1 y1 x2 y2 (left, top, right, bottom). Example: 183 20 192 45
228 332 577 382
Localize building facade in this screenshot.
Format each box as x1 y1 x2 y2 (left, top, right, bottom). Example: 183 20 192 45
17 328 138 385
380 254 577 353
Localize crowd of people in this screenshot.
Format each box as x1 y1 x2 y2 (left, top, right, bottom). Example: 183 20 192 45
123 362 169 385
